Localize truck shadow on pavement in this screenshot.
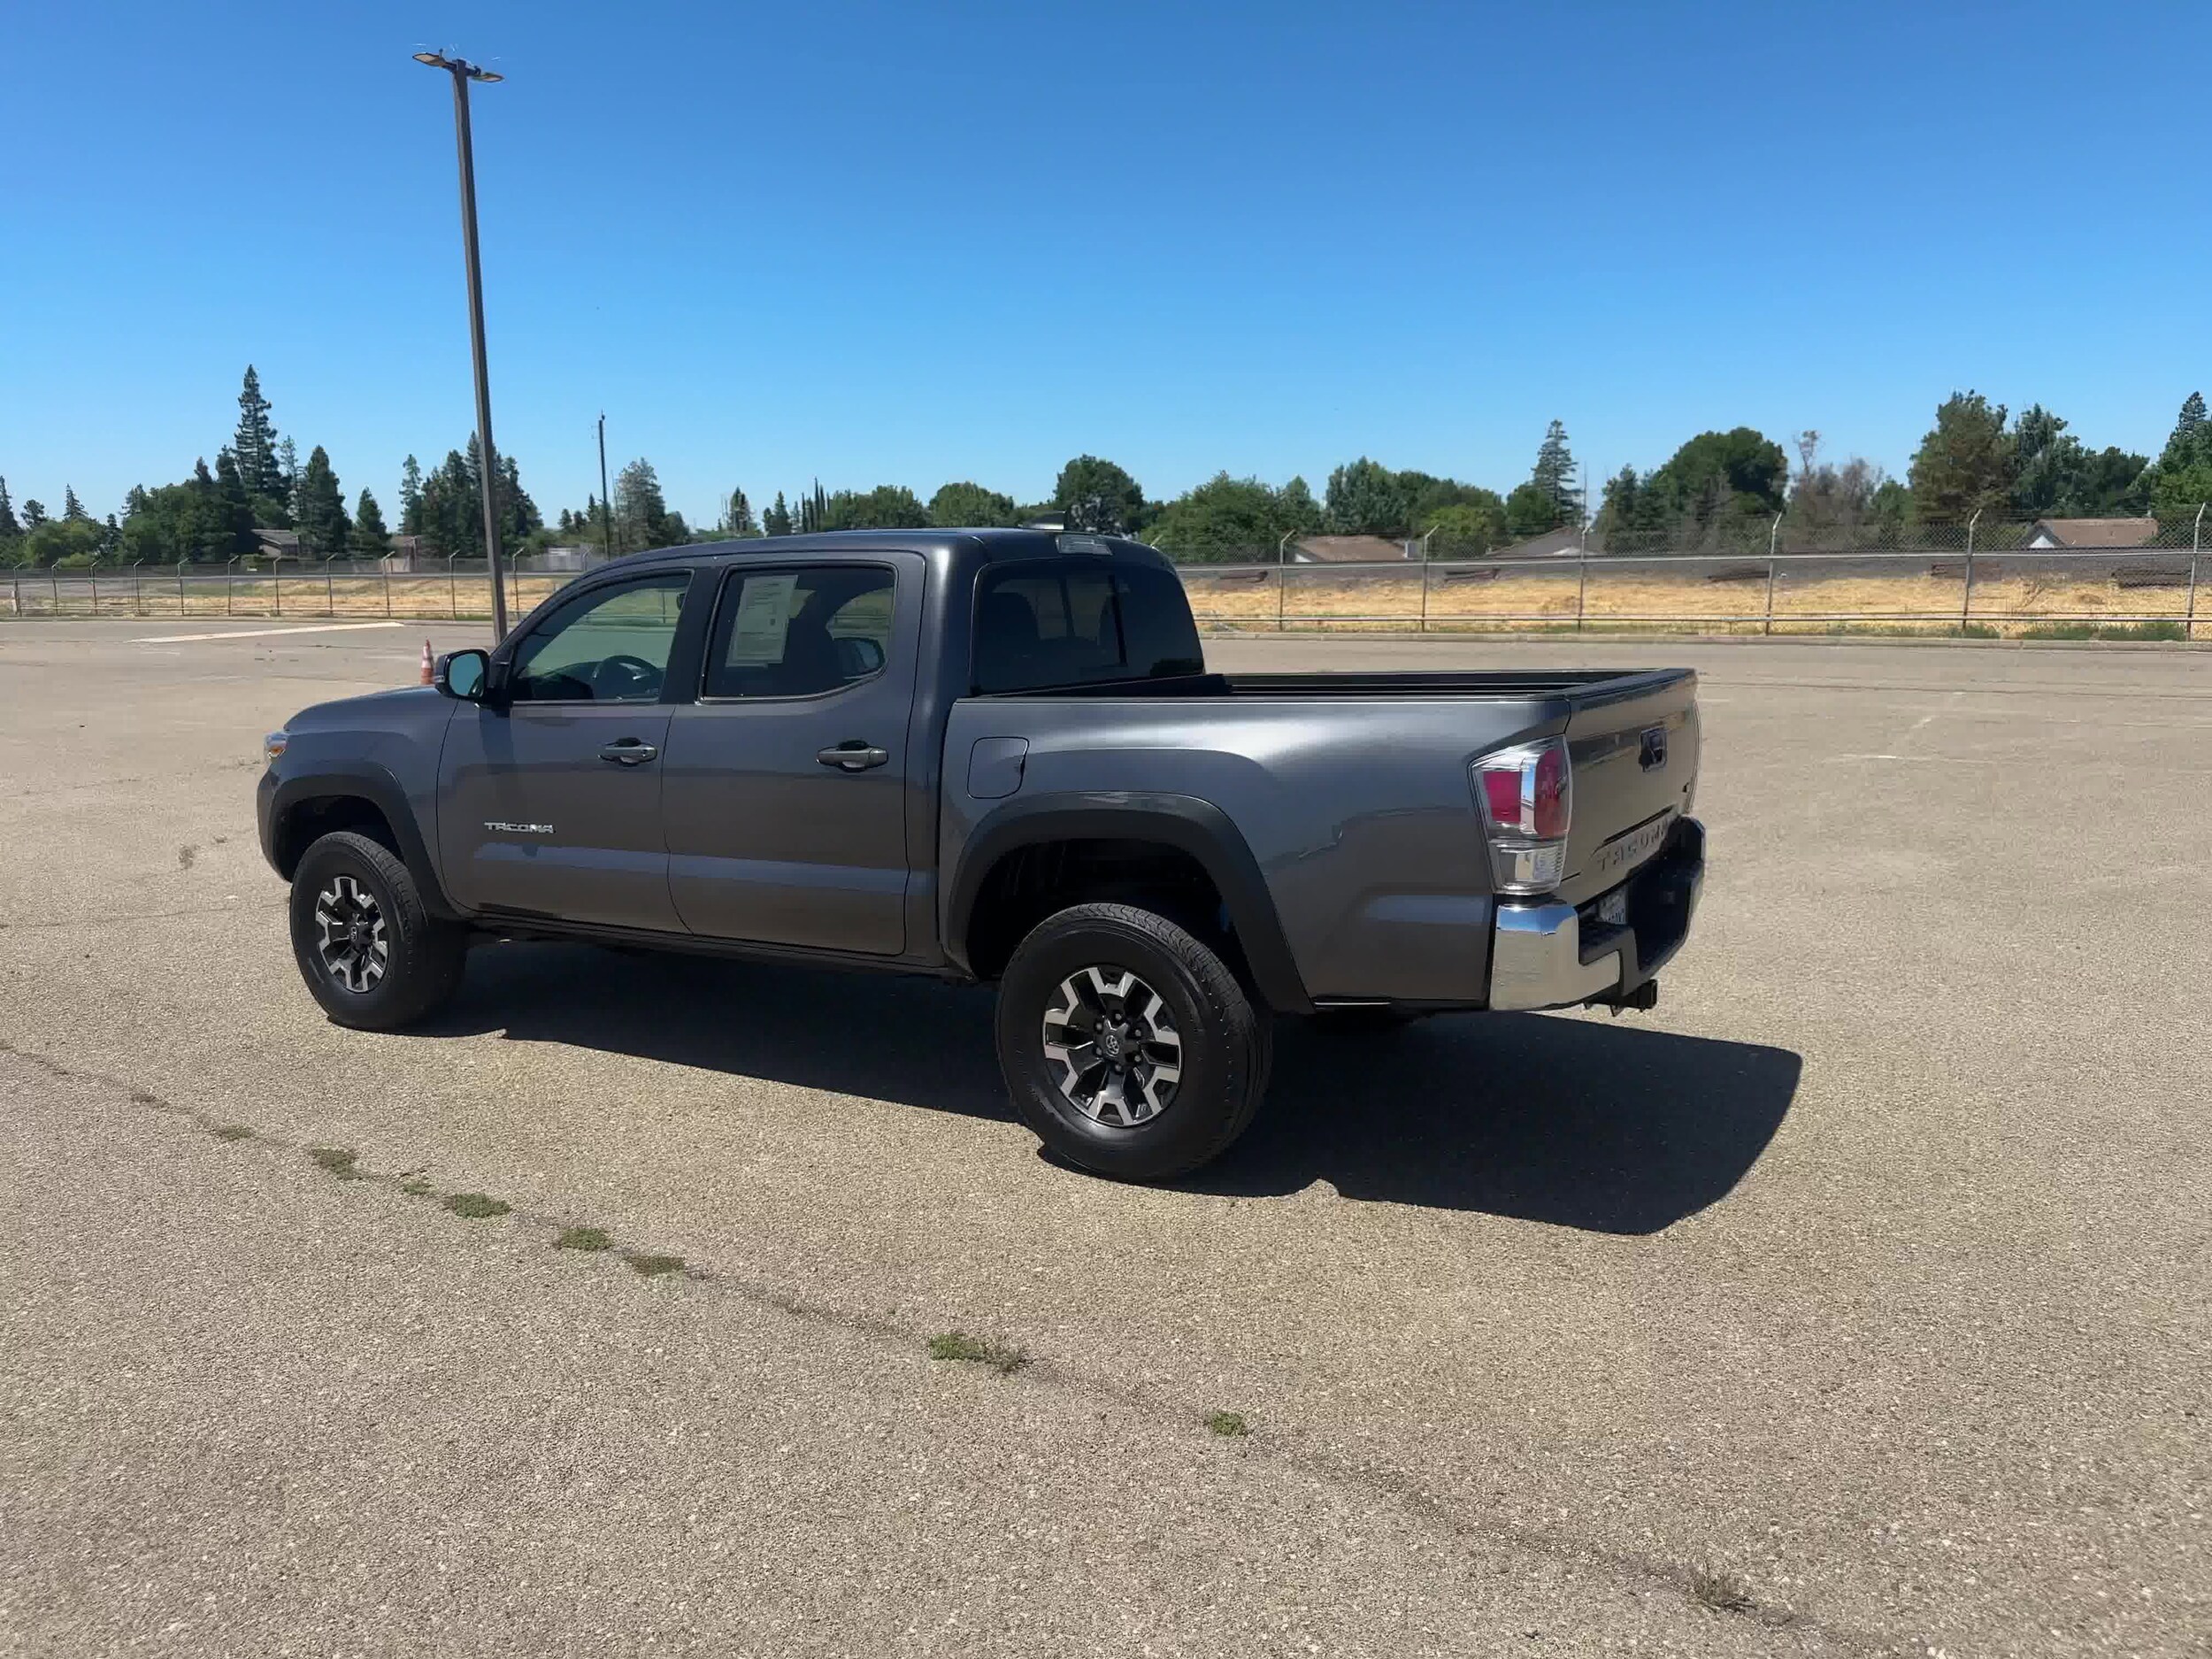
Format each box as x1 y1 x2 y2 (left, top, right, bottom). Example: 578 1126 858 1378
436 943 1800 1235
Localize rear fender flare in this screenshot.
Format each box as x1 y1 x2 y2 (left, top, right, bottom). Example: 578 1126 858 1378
945 791 1310 1013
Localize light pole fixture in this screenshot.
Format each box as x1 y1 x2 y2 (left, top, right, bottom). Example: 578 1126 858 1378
415 50 511 640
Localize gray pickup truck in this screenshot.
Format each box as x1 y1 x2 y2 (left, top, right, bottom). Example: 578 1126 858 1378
259 529 1704 1178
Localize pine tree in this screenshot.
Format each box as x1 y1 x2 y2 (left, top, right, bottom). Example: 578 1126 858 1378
273 436 300 525
352 489 392 557
398 455 425 533
296 446 349 555
720 487 758 537
210 452 257 556
2146 391 2212 522
0 476 18 541
1530 420 1580 528
797 478 829 534
60 485 88 522
613 457 672 549
763 491 793 536
233 366 284 498
21 499 48 530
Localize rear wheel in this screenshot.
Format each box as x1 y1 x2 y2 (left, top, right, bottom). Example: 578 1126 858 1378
995 902 1271 1180
288 831 466 1030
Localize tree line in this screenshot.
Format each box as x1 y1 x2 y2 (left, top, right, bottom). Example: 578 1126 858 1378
1597 393 2211 553
5 370 2208 571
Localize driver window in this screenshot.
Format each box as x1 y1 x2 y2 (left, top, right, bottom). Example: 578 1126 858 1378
508 572 691 703
704 565 895 699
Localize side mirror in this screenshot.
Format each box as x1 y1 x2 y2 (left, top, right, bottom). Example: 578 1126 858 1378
435 649 489 702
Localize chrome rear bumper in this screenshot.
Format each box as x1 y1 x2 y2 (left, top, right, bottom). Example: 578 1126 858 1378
1486 818 1704 1012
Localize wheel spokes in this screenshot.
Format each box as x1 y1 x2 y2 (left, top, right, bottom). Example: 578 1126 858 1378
312 874 386 995
1041 964 1181 1126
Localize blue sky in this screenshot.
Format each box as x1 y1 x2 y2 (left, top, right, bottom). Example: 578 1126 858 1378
5 1 2208 526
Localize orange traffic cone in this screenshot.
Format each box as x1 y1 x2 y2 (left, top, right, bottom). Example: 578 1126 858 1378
419 641 434 686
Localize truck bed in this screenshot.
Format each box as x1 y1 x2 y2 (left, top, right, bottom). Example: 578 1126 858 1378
981 667 1692 705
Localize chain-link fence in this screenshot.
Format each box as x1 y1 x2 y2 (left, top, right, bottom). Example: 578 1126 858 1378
0 555 603 624
4 518 2207 641
1170 512 2210 639
1176 547 2205 639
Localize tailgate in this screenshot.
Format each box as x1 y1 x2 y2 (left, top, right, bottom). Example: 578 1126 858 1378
1556 670 1699 905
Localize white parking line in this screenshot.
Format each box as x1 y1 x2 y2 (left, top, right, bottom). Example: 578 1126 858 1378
132 622 407 644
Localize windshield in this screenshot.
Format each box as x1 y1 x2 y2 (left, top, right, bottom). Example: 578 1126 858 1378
971 560 1204 693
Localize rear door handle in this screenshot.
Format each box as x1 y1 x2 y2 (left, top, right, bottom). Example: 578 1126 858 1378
817 741 889 772
599 739 660 765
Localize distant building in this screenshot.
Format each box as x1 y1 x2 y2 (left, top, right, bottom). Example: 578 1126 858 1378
2022 518 2160 549
250 528 303 560
376 535 434 571
1492 526 1586 559
1287 534 1414 564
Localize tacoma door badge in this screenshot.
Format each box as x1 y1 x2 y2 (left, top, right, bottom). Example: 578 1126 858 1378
483 821 554 836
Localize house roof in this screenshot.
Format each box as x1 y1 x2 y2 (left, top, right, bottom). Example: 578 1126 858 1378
2026 518 2161 548
1494 527 1585 559
1289 534 1408 563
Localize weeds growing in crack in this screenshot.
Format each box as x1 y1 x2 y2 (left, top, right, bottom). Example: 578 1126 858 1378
556 1226 613 1252
928 1332 1030 1374
308 1146 362 1179
1690 1565 1753 1614
442 1192 510 1219
1205 1410 1251 1438
626 1252 687 1277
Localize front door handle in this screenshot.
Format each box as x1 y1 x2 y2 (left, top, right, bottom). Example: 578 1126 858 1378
599 739 660 765
817 741 889 772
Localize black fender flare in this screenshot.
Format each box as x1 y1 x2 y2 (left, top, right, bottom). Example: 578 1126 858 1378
261 764 461 920
944 791 1311 1014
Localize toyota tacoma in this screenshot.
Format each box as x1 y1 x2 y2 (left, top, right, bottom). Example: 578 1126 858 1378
259 529 1704 1179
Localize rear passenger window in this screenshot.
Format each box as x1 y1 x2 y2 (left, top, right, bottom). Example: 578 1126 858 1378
704 565 895 699
972 561 1204 693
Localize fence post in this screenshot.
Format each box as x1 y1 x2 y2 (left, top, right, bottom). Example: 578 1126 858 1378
86 560 98 615
383 564 393 618
325 556 335 616
1763 511 1783 635
274 556 284 618
1961 509 1981 633
53 568 62 613
2188 503 2206 642
130 559 142 614
1575 552 1589 632
448 556 458 619
177 560 187 615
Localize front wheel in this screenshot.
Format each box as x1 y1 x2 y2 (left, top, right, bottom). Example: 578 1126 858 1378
995 902 1271 1181
288 831 467 1030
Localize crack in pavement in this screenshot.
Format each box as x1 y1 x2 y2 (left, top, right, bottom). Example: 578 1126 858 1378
0 1035 1906 1656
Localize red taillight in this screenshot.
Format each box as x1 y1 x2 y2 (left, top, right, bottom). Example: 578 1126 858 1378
1472 737 1572 895
1479 768 1523 827
1532 741 1568 839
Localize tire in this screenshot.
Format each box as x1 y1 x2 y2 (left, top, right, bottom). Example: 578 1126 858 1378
995 902 1271 1180
288 831 467 1031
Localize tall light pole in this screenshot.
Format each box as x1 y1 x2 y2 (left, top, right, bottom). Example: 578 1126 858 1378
414 50 510 640
597 411 616 559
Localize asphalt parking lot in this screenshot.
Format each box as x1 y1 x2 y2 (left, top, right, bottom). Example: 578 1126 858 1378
3 619 2208 1657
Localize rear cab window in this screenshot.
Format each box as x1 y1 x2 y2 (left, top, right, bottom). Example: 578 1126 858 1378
972 559 1203 694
